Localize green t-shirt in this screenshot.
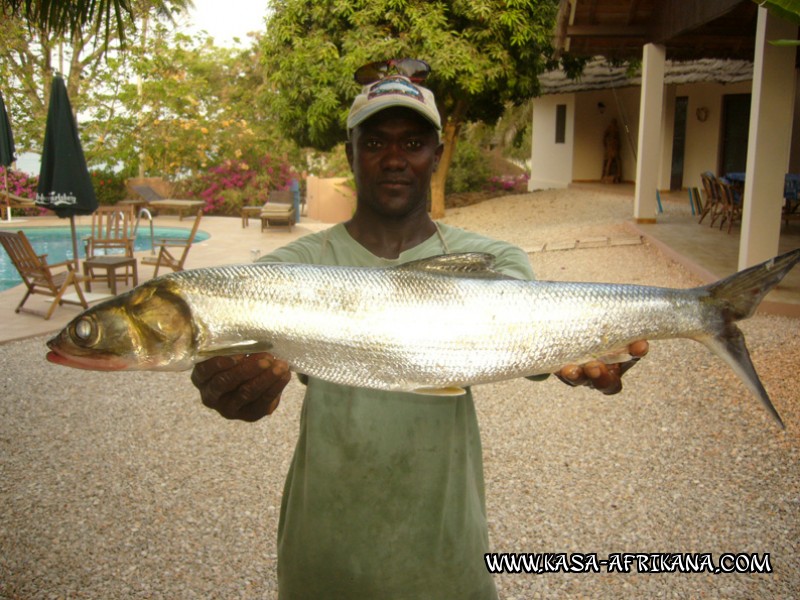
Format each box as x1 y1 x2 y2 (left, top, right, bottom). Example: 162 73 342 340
262 223 534 599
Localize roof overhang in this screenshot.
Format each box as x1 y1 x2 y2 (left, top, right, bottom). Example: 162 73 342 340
555 0 760 61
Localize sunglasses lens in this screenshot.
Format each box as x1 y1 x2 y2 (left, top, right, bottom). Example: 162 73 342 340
354 59 430 85
394 58 430 83
354 61 388 85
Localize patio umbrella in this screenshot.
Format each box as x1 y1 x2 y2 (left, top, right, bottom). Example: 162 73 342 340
36 75 97 270
0 90 17 222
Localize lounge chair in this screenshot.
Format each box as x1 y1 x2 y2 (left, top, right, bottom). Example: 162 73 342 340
1 190 37 220
0 230 88 319
141 209 203 276
260 190 295 232
131 184 204 220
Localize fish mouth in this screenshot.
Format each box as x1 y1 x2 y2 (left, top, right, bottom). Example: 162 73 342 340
45 346 129 371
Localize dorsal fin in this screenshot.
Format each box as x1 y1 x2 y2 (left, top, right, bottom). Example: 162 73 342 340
392 253 514 279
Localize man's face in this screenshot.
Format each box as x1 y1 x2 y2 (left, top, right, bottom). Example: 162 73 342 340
346 107 443 219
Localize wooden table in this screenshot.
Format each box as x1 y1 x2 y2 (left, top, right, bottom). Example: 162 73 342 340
147 200 204 220
241 205 263 228
83 256 138 295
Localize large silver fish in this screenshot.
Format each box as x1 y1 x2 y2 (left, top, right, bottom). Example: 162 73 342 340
47 249 800 428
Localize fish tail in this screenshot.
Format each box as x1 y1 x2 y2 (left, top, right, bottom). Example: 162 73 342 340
697 248 800 429
706 248 800 321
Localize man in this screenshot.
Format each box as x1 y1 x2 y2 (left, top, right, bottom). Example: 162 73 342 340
192 62 647 599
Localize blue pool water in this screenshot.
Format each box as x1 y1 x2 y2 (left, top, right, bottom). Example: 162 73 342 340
0 225 210 292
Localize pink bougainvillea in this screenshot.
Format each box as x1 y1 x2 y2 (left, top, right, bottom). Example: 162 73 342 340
174 154 298 216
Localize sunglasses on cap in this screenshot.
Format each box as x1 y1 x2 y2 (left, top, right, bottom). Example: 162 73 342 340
354 58 431 85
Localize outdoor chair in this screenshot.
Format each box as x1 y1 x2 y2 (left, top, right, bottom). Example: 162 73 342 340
130 184 162 202
84 205 136 258
1 190 36 220
82 205 138 292
260 190 295 232
0 230 88 320
716 179 742 234
131 184 203 220
141 209 203 276
698 171 724 227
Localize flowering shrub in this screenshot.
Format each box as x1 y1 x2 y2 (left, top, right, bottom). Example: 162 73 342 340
0 166 42 216
90 170 128 205
484 174 530 194
1 166 37 198
175 154 298 216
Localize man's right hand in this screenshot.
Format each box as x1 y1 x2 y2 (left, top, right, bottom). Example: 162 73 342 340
191 353 292 422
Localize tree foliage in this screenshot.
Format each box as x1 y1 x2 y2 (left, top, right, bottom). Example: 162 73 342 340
260 0 560 217
0 0 192 48
1 3 298 182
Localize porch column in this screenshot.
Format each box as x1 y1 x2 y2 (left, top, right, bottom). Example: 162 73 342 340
739 7 797 269
634 43 666 222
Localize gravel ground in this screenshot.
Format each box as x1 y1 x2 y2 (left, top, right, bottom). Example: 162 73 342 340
2 188 798 599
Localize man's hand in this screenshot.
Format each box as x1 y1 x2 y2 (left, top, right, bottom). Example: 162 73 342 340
557 340 649 395
190 353 292 422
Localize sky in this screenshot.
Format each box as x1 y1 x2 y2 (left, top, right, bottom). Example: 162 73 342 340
184 0 269 47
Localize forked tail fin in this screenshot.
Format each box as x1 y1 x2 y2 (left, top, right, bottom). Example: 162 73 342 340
696 248 800 429
706 248 800 321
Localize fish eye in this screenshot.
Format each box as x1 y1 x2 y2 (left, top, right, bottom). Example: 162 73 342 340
72 317 97 345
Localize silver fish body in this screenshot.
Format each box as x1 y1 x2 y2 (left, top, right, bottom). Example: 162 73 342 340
47 250 800 428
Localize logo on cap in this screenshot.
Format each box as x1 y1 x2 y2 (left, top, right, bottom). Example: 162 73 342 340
367 76 425 103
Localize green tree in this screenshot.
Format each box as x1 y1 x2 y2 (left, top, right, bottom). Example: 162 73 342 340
0 0 289 181
261 0 560 217
121 27 296 177
0 0 192 48
0 0 192 154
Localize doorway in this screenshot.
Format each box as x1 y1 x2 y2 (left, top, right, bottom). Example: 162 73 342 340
720 93 751 175
670 96 688 190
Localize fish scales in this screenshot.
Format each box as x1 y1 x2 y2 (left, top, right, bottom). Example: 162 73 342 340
167 263 707 391
45 250 800 428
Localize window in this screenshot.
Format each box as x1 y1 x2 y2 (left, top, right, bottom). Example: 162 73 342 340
555 104 566 144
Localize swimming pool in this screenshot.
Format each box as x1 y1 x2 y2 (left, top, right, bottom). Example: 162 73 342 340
0 225 210 292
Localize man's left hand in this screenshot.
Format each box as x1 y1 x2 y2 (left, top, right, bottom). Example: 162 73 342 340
557 340 649 395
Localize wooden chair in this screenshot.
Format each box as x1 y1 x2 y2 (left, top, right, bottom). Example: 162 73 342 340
83 205 137 290
260 190 295 232
85 205 136 257
716 179 742 234
0 230 88 320
141 210 203 276
697 171 723 226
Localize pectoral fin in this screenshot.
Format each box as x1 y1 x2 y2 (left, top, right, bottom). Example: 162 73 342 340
412 386 468 397
198 339 274 359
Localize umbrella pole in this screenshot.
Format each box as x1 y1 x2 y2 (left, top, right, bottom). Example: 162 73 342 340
70 215 80 271
3 169 9 223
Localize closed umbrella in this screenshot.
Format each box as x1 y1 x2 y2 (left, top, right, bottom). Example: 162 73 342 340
0 90 17 222
36 75 97 270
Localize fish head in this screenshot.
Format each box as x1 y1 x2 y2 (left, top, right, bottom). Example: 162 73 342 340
46 280 197 371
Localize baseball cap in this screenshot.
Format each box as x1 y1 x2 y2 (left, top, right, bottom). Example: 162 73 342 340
347 75 442 134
